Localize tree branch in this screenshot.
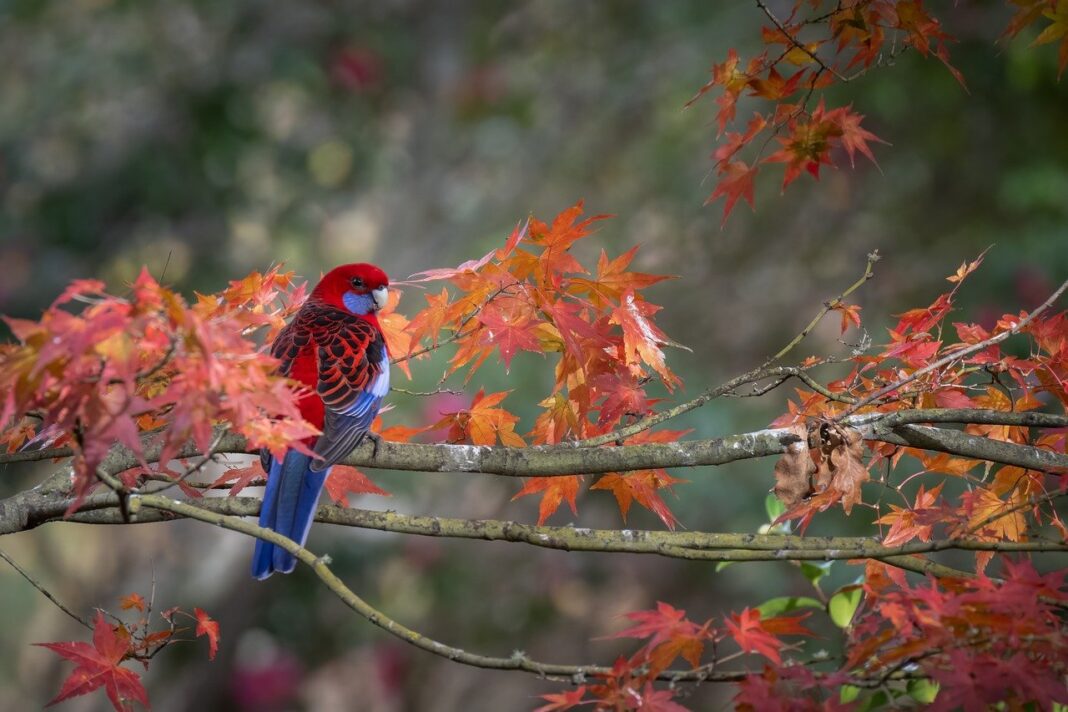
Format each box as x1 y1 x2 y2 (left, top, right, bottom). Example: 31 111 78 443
1 410 1064 482
120 491 758 683
8 494 1064 563
0 547 92 629
882 423 1068 473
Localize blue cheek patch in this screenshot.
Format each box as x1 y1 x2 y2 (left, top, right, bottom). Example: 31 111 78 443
343 290 374 315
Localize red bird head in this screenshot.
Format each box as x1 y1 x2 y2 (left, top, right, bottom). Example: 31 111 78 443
311 263 390 316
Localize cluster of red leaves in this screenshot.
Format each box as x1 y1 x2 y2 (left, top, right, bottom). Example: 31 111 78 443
0 267 318 508
841 560 1068 710
536 602 813 712
773 254 1068 556
549 561 1068 711
694 0 1066 222
37 596 218 711
725 253 1068 708
398 202 687 527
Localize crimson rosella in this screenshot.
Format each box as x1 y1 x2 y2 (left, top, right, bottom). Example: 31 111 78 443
252 263 390 579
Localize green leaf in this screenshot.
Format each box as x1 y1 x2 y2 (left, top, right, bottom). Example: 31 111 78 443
828 586 863 628
907 679 939 704
800 560 833 588
840 685 861 703
757 596 822 618
765 493 786 522
715 560 735 573
859 690 889 711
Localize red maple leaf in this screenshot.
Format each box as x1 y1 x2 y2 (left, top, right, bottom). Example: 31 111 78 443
708 161 758 224
36 611 149 711
568 246 671 309
475 297 542 370
875 482 944 547
323 465 391 506
725 608 787 664
608 601 713 672
210 461 265 497
832 106 886 167
194 608 221 661
534 686 589 712
590 469 685 530
632 683 690 712
431 389 526 447
833 302 863 334
608 290 680 390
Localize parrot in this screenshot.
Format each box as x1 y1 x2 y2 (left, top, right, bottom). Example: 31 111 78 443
252 263 390 579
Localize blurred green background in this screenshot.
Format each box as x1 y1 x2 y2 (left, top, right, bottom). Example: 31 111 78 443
1 1 1065 710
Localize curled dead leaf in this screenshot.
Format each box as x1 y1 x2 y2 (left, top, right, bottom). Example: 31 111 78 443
773 424 816 508
773 423 870 515
827 426 868 514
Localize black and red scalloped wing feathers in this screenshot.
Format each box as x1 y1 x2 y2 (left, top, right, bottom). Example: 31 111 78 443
270 304 387 462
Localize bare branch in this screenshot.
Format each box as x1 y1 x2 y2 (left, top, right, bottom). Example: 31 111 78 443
0 547 91 629
883 424 1068 473
123 491 755 683
10 494 1065 561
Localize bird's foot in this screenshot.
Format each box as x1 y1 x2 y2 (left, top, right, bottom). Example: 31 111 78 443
366 431 383 460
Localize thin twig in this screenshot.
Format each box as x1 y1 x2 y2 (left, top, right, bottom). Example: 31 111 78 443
766 251 879 365
391 387 463 397
755 0 850 83
0 547 91 629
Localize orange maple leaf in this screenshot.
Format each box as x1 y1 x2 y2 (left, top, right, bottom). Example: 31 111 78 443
432 389 526 447
591 469 686 530
708 161 759 224
875 482 944 547
609 290 681 390
513 475 582 525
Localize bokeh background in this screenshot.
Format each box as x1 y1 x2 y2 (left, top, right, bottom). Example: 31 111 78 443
1 1 1066 710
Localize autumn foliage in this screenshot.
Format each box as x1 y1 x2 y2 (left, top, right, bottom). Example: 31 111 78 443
696 0 1068 222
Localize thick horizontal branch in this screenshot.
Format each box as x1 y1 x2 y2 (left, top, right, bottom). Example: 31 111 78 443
883 424 1068 472
2 409 1065 481
10 493 1064 564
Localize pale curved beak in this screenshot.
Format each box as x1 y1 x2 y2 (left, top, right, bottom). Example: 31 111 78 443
371 286 389 311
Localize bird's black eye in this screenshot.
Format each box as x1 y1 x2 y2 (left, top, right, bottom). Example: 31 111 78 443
350 277 364 289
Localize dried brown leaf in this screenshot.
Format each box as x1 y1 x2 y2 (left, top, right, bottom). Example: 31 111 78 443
773 424 816 508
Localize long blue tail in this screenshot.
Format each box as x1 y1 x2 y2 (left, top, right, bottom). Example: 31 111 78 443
252 450 331 579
